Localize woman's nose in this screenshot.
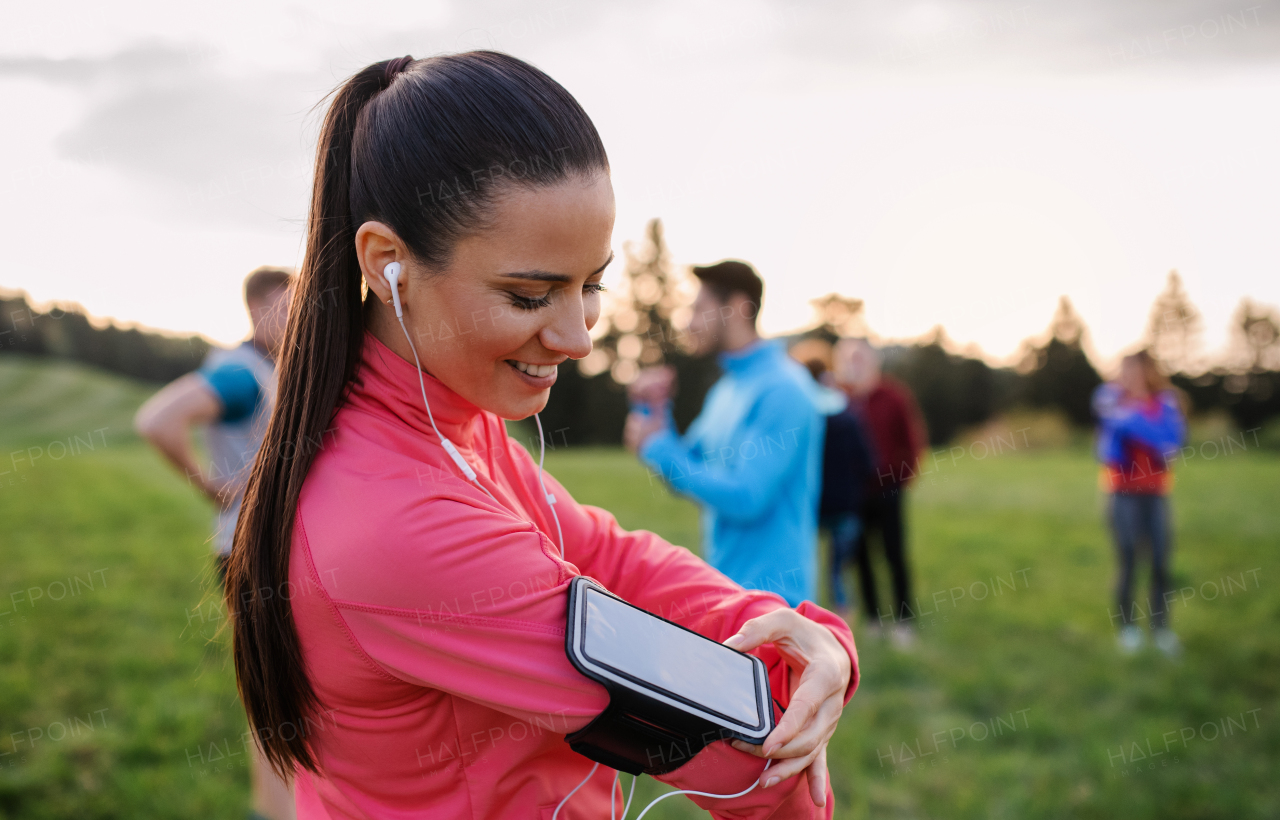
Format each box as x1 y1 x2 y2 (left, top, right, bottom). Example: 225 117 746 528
540 300 594 360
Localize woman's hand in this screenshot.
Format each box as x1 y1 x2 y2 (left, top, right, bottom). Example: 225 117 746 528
723 608 852 807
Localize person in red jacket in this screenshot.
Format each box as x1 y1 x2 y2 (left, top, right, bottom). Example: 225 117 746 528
224 52 857 819
842 340 927 647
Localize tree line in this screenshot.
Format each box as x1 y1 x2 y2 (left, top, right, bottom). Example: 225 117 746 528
3 226 1278 447
0 292 211 383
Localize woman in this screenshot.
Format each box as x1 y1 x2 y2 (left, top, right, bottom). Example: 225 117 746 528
1093 349 1185 657
227 52 857 819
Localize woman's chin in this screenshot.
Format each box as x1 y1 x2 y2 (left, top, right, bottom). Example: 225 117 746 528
493 392 551 422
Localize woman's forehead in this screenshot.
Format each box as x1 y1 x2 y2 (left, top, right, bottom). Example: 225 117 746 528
450 176 615 273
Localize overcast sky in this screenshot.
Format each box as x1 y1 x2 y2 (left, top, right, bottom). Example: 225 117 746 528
3 0 1279 366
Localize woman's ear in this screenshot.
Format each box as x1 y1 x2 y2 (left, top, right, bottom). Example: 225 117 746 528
355 221 406 306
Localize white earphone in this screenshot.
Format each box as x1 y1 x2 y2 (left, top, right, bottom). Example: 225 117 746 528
385 261 760 817
385 261 404 319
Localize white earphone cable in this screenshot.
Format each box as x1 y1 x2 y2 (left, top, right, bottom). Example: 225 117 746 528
611 771 637 820
396 312 501 506
555 757 769 820
533 412 565 552
631 759 772 820
552 761 599 820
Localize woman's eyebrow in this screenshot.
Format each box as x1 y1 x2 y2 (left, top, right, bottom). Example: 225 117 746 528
500 252 615 282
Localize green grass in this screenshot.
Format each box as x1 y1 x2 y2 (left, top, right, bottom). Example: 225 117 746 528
2 354 1277 818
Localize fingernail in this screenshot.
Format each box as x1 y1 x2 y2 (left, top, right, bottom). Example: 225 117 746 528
764 744 779 756
724 634 744 648
764 777 779 789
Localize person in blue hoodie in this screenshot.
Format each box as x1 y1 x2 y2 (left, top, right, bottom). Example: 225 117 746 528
624 260 838 606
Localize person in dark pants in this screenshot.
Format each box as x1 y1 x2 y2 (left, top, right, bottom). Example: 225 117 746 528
1093 349 1185 657
805 348 875 624
843 339 926 647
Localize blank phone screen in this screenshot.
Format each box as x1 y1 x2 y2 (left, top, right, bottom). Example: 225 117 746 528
581 587 762 728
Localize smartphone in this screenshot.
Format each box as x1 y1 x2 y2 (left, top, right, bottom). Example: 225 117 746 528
565 577 774 744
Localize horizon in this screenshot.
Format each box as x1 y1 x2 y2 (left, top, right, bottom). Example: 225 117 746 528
0 277 1248 379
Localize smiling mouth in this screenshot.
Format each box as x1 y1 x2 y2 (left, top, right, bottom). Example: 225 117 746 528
507 360 559 378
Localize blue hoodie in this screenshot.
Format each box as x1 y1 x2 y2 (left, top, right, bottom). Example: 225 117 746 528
1092 383 1185 471
639 340 839 606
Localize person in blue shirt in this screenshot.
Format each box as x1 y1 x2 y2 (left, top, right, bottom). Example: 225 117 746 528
134 266 295 820
624 260 837 606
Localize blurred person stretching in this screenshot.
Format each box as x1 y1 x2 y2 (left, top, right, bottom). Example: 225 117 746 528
843 340 926 647
806 344 876 623
625 260 835 606
1093 349 1186 657
134 266 295 820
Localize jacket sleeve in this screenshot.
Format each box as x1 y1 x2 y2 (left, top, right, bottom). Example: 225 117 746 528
1092 384 1124 466
1113 392 1186 456
638 383 816 524
308 496 612 732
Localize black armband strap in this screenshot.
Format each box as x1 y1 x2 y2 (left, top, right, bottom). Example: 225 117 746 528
566 682 727 775
562 577 777 776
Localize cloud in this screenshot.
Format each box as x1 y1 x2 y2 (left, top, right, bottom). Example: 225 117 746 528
0 43 318 230
765 0 1280 74
3 0 1277 234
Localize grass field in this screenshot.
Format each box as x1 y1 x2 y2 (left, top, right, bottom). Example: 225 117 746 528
1 354 1277 819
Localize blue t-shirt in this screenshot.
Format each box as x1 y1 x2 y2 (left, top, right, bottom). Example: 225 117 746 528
195 342 275 555
198 347 264 422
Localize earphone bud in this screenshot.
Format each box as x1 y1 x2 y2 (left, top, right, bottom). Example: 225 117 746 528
384 261 403 319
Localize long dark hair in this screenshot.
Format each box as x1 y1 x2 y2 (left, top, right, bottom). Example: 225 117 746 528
227 51 609 777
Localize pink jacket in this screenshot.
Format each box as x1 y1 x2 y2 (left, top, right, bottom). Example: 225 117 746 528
287 333 859 818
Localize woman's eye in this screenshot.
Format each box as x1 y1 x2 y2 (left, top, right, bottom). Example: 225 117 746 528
510 282 606 310
510 292 553 310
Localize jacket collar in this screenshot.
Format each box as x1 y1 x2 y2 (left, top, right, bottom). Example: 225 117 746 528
348 331 484 449
717 338 780 375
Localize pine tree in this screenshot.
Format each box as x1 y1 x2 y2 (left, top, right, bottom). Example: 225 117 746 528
1145 270 1202 374
808 293 866 340
584 218 690 384
1020 296 1102 427
1232 297 1280 373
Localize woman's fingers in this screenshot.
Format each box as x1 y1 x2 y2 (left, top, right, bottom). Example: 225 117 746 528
723 606 850 803
765 697 842 759
762 687 820 754
723 608 803 655
757 744 820 790
759 651 846 756
728 697 837 761
733 735 834 804
806 745 829 806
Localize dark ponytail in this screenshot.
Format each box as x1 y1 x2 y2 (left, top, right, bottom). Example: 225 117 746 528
226 52 608 777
